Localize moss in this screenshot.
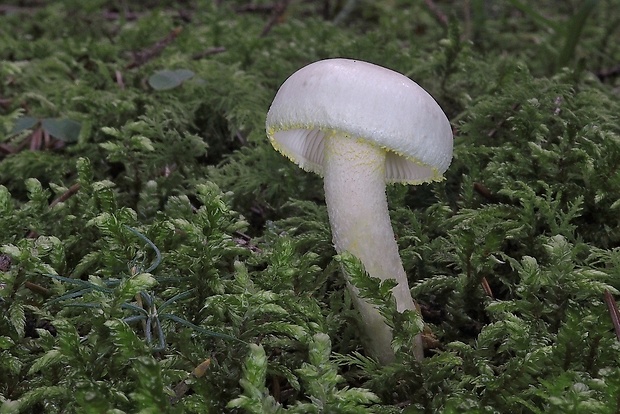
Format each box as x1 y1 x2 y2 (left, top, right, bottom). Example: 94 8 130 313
1 0 619 412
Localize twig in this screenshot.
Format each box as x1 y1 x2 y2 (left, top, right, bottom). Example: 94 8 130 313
43 128 51 149
604 290 620 342
25 281 51 297
480 277 494 298
260 0 292 37
473 182 496 202
192 46 227 60
462 0 472 39
49 183 81 209
424 0 448 27
115 70 125 89
333 0 357 25
126 27 183 69
30 128 42 151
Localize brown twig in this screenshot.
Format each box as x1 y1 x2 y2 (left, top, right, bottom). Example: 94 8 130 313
30 127 42 151
49 183 81 209
260 0 292 37
462 0 472 40
126 27 183 69
43 128 52 149
473 182 496 202
24 281 51 297
604 290 620 342
480 277 494 298
192 46 227 60
115 70 125 89
424 0 448 27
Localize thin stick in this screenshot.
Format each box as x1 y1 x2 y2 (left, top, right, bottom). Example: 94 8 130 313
480 277 494 298
126 27 183 69
473 182 496 202
25 281 51 297
333 0 357 25
424 0 448 27
604 290 620 342
115 70 125 89
192 46 227 60
260 0 291 37
49 183 81 209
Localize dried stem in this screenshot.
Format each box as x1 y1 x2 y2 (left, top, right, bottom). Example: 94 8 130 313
424 0 448 27
260 0 291 37
126 27 183 69
604 290 620 342
480 277 494 298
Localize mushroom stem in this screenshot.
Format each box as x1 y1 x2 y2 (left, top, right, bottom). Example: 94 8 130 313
323 133 424 363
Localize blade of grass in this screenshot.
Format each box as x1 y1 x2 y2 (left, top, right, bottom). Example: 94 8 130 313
556 0 599 70
507 0 559 31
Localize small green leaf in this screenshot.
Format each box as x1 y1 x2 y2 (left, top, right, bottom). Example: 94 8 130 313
148 69 195 90
28 349 63 375
9 116 38 136
41 118 81 142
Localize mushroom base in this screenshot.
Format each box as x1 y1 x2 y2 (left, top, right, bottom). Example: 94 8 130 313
323 133 424 363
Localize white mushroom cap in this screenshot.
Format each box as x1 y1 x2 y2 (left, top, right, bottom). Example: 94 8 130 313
266 58 453 184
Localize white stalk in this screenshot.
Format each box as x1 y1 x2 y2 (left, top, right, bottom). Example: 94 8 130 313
323 132 424 363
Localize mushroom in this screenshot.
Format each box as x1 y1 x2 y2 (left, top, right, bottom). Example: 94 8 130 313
266 58 453 363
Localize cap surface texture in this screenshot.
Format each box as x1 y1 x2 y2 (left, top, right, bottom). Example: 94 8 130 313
266 58 453 183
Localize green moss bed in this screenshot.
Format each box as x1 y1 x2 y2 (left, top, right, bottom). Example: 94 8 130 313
1 1 619 412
